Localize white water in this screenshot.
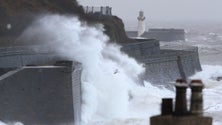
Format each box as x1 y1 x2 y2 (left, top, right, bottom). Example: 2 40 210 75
160 28 222 125
1 15 222 125
17 15 174 125
191 65 222 125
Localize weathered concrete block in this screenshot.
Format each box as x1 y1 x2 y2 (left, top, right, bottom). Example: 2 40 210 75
121 39 160 58
121 41 202 85
126 29 185 42
151 115 212 125
0 62 82 125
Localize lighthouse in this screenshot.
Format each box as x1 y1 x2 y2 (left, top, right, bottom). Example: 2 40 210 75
137 10 146 37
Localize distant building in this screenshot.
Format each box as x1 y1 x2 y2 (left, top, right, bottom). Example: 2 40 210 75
83 6 112 16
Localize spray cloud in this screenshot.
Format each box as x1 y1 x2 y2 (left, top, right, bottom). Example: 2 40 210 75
18 14 146 122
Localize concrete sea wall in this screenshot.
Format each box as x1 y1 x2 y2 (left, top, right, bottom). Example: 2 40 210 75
121 40 202 85
0 62 82 125
120 39 160 57
0 41 202 124
147 29 185 41
0 46 82 125
144 50 201 85
126 29 185 42
0 43 202 86
0 46 60 68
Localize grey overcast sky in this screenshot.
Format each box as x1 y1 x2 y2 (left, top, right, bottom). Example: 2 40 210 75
78 0 222 26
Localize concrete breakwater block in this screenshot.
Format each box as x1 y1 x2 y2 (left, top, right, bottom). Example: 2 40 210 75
0 61 82 125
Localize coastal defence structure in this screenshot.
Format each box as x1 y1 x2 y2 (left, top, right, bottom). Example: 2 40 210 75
0 46 82 125
146 29 185 41
121 38 202 86
0 39 202 124
150 79 212 125
126 29 186 42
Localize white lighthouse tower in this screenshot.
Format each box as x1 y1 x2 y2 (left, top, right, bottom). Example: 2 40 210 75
137 10 146 37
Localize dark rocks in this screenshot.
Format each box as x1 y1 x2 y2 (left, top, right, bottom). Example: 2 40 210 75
0 0 134 45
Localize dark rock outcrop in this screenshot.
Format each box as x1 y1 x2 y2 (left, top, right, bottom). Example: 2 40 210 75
0 0 84 37
0 0 133 46
87 14 134 43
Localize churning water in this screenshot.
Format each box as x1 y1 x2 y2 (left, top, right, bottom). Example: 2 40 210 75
17 15 174 125
161 27 222 125
1 15 222 125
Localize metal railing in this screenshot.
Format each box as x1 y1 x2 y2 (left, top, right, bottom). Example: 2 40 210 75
83 6 112 16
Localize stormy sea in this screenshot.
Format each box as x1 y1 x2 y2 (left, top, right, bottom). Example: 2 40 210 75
160 25 222 125
1 15 222 125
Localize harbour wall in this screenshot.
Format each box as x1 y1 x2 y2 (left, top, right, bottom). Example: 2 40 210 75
0 46 61 68
0 41 202 124
121 40 202 85
0 42 201 86
126 29 185 42
0 46 82 125
0 42 202 86
147 29 185 41
120 39 160 57
0 61 82 125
